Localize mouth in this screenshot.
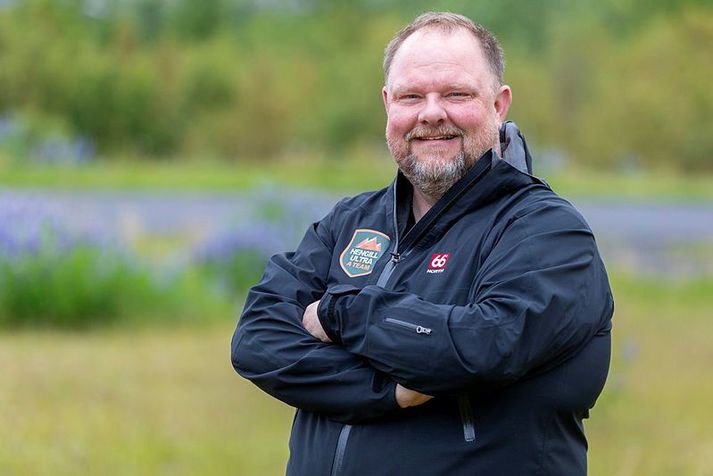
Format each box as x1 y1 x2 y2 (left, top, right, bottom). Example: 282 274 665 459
413 135 460 143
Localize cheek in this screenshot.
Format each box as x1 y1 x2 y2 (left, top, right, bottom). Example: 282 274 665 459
447 103 492 129
386 108 415 135
453 112 486 130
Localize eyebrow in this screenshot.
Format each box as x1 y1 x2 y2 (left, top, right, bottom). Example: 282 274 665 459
390 83 480 97
444 83 477 91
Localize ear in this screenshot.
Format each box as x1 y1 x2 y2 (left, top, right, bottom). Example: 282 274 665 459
382 86 390 113
493 84 512 122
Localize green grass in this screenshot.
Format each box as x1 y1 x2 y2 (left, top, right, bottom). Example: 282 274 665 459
0 158 398 193
544 170 713 202
2 158 713 200
0 323 293 475
586 276 713 476
0 276 711 475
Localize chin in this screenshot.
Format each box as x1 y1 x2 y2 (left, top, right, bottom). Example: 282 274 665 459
414 154 462 170
411 145 462 160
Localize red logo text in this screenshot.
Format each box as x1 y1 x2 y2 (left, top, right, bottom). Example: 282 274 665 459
427 253 450 273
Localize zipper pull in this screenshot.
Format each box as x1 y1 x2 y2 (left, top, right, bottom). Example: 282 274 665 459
416 326 432 335
385 318 433 336
389 252 401 263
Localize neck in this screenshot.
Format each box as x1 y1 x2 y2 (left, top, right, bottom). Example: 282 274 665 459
408 143 500 222
411 188 435 222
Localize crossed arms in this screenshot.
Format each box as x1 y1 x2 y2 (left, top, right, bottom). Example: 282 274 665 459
301 300 433 409
231 203 613 424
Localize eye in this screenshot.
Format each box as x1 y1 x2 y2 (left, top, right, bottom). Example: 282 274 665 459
447 92 471 98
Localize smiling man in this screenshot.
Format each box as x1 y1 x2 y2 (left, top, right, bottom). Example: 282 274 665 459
383 23 509 220
232 12 613 476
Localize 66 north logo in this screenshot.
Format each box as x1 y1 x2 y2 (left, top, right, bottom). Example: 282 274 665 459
426 253 450 274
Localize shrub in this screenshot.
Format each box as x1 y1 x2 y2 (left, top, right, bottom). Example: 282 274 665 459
0 196 227 328
0 246 153 328
192 189 334 297
192 223 286 297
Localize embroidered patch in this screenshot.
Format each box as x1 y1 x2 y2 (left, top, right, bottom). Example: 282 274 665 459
339 229 391 278
426 253 450 274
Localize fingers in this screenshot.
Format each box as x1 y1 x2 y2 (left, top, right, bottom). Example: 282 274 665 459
395 383 433 408
301 300 331 343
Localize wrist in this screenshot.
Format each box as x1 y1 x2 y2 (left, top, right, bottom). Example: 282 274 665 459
316 295 341 344
317 284 360 345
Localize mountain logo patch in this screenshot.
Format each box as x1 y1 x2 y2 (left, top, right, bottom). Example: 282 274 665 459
339 229 391 278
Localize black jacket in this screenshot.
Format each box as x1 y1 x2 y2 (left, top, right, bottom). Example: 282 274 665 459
232 123 614 476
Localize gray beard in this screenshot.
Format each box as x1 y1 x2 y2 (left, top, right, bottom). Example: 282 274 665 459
399 151 468 203
387 119 501 203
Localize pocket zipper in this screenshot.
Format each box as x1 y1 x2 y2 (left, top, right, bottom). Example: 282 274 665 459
384 317 432 335
458 396 476 443
330 424 351 476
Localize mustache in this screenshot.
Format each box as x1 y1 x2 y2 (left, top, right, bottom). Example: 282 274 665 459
405 125 464 141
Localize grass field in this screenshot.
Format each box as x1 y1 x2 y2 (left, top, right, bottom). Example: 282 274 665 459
2 159 713 200
1 276 711 475
0 324 294 475
585 277 713 476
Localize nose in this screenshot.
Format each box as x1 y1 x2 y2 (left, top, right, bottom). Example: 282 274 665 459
417 94 447 125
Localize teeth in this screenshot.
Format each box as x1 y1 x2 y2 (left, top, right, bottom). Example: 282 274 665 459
421 136 453 140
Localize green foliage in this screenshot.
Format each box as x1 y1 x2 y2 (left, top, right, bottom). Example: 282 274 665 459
198 251 268 298
0 0 710 170
4 158 713 200
0 247 147 327
578 8 713 171
0 246 227 329
508 5 713 171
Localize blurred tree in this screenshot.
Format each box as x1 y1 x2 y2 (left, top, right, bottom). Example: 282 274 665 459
169 0 228 40
576 7 713 170
0 0 710 169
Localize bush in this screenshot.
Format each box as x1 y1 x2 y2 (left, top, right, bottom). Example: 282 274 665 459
0 246 156 328
192 223 287 298
0 197 228 329
191 188 334 298
0 242 232 329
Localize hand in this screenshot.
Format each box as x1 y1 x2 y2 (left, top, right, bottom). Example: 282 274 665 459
302 300 331 343
395 384 433 408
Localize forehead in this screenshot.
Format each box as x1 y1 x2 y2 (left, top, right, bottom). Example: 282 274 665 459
388 27 492 90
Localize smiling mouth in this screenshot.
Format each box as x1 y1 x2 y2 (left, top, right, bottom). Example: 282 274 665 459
415 135 459 141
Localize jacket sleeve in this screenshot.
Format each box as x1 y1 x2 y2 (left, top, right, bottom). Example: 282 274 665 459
231 206 400 424
317 203 614 396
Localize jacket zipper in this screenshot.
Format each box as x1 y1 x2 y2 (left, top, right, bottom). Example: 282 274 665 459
376 160 491 290
330 424 351 476
384 317 432 335
458 396 476 443
376 251 401 287
376 183 404 288
330 187 403 476
330 165 489 474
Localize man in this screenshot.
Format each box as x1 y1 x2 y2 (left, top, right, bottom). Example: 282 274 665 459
232 12 613 476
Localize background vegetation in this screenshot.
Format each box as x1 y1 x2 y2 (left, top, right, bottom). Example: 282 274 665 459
2 277 711 475
0 0 711 171
0 1 711 475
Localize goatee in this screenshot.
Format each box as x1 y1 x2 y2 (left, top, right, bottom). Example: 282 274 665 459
388 121 499 203
399 151 468 203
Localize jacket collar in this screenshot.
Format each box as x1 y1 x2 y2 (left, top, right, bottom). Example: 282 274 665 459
496 120 532 175
389 122 548 252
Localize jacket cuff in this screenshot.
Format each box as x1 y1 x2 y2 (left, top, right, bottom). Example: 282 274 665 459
318 285 360 345
382 378 401 412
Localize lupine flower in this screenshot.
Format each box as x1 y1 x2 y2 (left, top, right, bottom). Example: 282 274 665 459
0 192 121 262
